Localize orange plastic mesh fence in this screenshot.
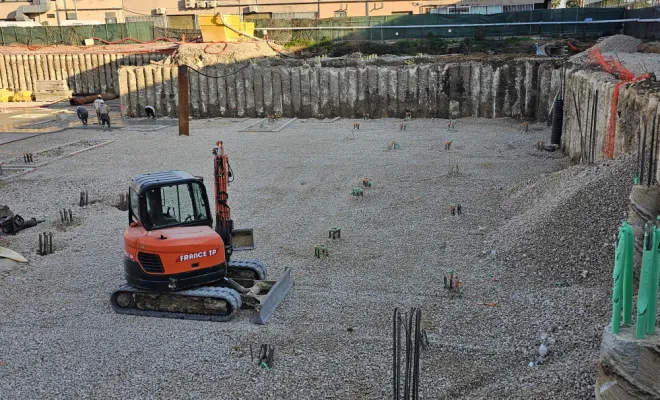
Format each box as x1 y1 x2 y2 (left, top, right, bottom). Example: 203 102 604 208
586 47 634 81
586 47 648 159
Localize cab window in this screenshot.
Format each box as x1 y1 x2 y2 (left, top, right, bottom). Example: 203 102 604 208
130 189 140 220
144 182 209 229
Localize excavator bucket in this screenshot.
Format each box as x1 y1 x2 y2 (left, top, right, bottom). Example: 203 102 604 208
226 268 293 324
232 228 255 251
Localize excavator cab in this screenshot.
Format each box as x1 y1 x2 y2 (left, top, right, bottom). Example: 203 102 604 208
123 171 227 292
130 176 212 231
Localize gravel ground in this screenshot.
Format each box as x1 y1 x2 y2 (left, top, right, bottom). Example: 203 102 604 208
600 52 660 78
567 33 660 78
0 117 630 399
570 34 641 64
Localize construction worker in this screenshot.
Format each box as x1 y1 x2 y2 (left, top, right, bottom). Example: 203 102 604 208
144 105 156 119
450 204 456 216
76 106 88 126
93 95 104 122
457 203 462 215
98 102 111 131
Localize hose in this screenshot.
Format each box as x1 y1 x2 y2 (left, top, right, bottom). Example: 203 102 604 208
90 36 198 45
203 42 228 54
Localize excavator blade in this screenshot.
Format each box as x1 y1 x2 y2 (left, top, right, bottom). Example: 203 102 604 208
232 228 255 251
228 268 293 325
251 267 292 324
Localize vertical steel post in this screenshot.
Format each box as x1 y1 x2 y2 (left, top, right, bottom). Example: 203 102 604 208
641 120 648 183
178 65 190 137
648 114 657 187
393 308 399 400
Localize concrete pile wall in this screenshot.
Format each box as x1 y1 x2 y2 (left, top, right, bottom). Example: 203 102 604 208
0 53 167 95
562 68 660 174
118 60 562 120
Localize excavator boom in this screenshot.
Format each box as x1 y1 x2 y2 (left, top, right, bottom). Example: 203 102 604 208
214 141 255 257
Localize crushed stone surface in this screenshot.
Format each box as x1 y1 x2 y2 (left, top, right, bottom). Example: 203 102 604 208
570 34 642 64
600 52 660 78
0 117 633 399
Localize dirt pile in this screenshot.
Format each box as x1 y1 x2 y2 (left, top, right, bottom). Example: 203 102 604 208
170 42 280 67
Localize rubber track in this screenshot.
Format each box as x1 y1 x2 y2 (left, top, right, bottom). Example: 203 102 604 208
228 259 267 280
110 283 242 322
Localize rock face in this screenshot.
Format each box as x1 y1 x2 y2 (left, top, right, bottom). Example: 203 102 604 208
596 326 660 400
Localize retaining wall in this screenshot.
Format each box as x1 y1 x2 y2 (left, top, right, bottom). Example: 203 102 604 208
0 53 167 95
562 68 660 177
118 60 562 120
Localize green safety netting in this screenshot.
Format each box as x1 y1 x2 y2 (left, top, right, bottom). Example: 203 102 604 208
0 22 154 46
256 8 626 42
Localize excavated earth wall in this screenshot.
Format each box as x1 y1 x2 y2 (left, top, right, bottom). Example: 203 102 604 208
0 53 167 95
118 59 563 120
561 67 660 180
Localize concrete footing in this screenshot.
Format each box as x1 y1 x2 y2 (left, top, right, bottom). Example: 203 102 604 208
595 326 660 400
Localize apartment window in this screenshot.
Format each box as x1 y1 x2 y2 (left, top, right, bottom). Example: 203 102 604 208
391 11 413 15
448 6 470 14
334 10 347 18
66 12 78 20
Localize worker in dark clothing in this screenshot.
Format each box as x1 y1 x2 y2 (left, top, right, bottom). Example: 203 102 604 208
144 105 156 119
98 103 111 131
457 203 462 215
76 106 89 126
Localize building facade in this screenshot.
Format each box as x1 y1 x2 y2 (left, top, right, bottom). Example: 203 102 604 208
0 0 546 25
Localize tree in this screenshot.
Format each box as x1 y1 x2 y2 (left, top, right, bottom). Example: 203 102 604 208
566 0 580 7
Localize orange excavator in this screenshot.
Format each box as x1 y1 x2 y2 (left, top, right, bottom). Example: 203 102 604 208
110 141 292 324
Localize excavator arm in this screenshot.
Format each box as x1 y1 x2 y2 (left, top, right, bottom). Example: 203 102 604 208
213 141 254 260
